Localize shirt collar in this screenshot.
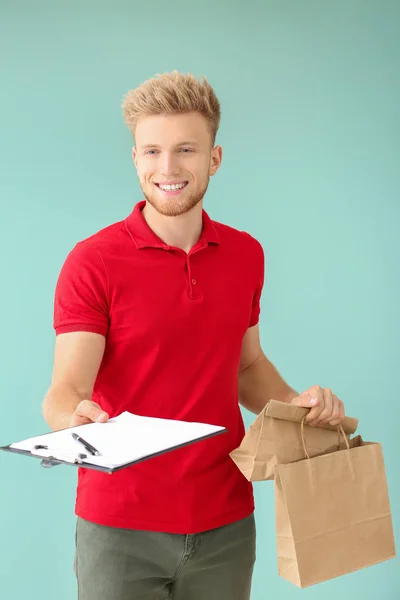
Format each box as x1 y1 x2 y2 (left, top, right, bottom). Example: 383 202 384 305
125 200 220 250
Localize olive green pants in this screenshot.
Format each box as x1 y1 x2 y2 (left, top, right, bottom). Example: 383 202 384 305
74 514 256 600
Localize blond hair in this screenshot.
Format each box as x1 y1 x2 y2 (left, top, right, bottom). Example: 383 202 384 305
122 71 221 143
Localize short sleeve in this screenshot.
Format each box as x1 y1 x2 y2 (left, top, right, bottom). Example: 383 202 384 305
53 241 109 337
248 240 265 327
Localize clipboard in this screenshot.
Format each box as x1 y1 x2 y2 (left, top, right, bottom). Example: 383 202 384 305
0 411 227 474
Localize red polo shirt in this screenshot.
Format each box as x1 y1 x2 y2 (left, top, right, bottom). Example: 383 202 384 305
53 201 264 534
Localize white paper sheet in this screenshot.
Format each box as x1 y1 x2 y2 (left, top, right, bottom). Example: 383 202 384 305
9 412 225 470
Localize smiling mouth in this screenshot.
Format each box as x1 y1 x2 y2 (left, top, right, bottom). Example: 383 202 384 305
155 182 188 192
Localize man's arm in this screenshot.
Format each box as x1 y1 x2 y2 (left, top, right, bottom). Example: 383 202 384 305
238 324 297 415
238 325 345 425
42 332 108 431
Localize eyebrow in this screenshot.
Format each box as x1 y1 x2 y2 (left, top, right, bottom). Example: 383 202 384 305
139 141 200 149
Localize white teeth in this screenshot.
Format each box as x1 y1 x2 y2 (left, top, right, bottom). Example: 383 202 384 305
159 183 186 191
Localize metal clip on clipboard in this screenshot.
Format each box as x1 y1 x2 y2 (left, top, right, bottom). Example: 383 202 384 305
32 444 87 469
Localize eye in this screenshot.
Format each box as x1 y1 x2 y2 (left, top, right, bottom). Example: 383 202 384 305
179 148 194 153
145 149 159 155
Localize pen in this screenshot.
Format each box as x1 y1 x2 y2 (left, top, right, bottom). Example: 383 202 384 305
71 433 100 456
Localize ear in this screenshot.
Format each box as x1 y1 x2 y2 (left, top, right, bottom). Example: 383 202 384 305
132 146 138 168
209 145 222 176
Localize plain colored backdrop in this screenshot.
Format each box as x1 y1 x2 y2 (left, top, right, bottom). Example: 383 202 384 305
0 1 399 598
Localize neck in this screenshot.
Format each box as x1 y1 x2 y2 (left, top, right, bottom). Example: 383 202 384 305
142 201 204 253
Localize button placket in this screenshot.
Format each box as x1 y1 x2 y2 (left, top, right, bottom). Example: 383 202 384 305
185 243 207 299
186 257 193 297
185 257 200 298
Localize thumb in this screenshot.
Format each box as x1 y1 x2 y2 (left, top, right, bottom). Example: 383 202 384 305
290 394 319 408
78 400 109 423
94 410 109 423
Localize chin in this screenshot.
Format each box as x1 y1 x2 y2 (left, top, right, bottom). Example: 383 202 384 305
144 191 205 218
150 200 200 217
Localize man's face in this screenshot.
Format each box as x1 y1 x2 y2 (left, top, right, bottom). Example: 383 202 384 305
133 112 222 217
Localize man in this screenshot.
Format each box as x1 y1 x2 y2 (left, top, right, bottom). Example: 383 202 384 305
42 71 345 600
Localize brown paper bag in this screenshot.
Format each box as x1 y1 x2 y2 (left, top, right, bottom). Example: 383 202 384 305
230 400 359 481
274 419 396 587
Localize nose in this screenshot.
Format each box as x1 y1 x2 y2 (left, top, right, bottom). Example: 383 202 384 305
159 152 180 177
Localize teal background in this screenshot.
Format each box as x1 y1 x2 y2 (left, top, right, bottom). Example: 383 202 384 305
1 0 398 598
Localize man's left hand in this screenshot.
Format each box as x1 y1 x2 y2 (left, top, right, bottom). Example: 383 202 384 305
289 385 345 427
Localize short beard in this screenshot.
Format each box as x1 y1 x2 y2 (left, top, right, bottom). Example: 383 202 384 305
141 179 210 217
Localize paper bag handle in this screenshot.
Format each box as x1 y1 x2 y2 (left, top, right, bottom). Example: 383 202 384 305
300 416 350 460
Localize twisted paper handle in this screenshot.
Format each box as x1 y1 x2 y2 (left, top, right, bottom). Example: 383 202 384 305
300 416 350 460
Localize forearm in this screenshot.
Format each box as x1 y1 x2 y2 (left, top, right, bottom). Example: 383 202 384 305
42 382 84 431
238 354 298 415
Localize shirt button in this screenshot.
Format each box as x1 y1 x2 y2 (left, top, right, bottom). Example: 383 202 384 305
192 278 197 285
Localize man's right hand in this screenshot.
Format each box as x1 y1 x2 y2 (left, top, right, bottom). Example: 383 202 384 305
69 400 109 428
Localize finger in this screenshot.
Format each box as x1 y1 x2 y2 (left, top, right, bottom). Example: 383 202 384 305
290 394 319 410
70 414 93 428
328 394 341 425
314 388 334 425
339 399 345 420
329 397 344 426
291 386 325 425
305 387 325 424
76 400 109 423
